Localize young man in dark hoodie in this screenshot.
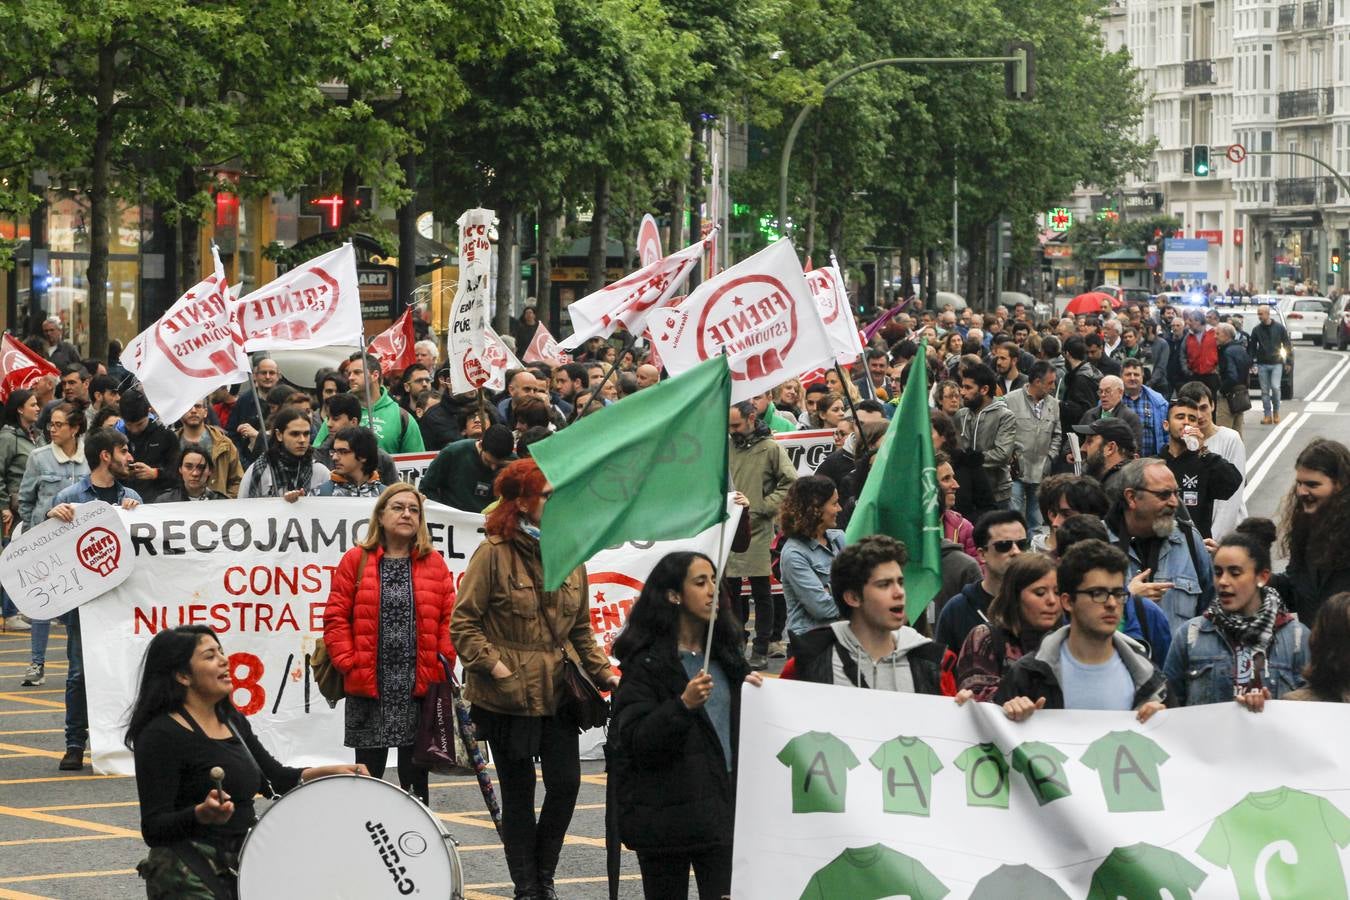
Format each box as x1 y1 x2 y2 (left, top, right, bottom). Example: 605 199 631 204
783 536 951 694
991 539 1166 721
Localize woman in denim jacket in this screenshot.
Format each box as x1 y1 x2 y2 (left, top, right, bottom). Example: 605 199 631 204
1163 518 1309 709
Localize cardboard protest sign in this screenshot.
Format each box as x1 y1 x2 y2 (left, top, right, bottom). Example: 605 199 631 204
0 501 133 619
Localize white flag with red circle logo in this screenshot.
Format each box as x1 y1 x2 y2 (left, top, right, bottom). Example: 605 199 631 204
232 242 362 352
448 208 495 393
523 322 571 365
368 308 416 375
648 238 833 403
806 262 865 365
123 247 250 424
0 333 60 402
559 232 711 350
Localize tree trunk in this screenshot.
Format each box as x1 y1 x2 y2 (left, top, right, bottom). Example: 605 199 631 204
87 43 116 362
827 210 844 270
805 154 818 265
177 165 201 295
397 151 418 320
926 247 938 307
587 172 610 294
538 201 557 329
669 173 686 249
687 121 703 290
916 247 927 308
494 199 516 334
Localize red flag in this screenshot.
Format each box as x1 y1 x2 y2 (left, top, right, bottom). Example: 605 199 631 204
0 333 60 402
523 322 571 365
368 308 416 375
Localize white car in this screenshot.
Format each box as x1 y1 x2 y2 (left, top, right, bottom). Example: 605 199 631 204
1278 296 1331 344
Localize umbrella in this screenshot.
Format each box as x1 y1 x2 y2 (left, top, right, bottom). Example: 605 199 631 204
1063 291 1122 315
450 685 502 833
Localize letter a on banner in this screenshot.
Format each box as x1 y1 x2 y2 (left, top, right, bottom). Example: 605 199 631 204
233 243 363 352
650 238 833 403
123 246 250 424
448 208 495 395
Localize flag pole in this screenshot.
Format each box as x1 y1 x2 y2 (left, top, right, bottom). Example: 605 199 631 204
250 375 271 455
359 340 377 431
579 361 620 417
701 492 733 675
833 362 863 423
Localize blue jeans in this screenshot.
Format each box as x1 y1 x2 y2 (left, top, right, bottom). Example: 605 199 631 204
1011 481 1042 531
1257 364 1282 416
64 610 86 749
30 618 53 666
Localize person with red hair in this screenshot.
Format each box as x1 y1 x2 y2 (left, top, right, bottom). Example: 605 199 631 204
451 458 617 900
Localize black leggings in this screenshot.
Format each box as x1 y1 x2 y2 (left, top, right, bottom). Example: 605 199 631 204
488 716 581 893
354 745 429 805
636 846 733 900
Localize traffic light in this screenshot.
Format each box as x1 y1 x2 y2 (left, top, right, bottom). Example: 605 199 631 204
1332 249 1342 274
1192 144 1211 177
999 220 1013 262
1004 41 1035 101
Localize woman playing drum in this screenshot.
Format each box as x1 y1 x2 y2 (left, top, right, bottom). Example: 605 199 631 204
127 625 363 899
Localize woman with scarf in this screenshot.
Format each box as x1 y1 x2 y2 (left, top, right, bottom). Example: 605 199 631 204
240 406 329 500
1162 518 1310 710
955 553 1060 702
451 458 617 900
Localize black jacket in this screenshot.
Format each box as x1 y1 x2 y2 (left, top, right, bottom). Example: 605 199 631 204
786 624 947 694
609 641 749 854
1272 554 1350 625
153 486 227 502
127 420 181 501
1218 341 1252 394
950 446 996 521
1156 448 1243 539
1249 320 1290 365
1058 360 1102 435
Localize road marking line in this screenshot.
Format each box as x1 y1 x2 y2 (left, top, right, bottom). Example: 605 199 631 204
0 711 62 717
1311 354 1350 403
0 834 127 847
1305 352 1350 402
1246 412 1301 473
0 805 140 838
0 775 126 786
0 730 62 737
0 887 60 900
0 743 67 761
1305 401 1340 413
0 694 65 710
27 801 139 813
1246 415 1308 501
0 869 137 885
466 875 642 890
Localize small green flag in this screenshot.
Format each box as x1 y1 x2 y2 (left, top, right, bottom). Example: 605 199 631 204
533 355 731 590
843 342 942 623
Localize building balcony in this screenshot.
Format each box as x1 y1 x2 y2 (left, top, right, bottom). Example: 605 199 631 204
1275 176 1338 206
1279 3 1297 30
1277 87 1333 119
1184 59 1215 87
1305 0 1322 27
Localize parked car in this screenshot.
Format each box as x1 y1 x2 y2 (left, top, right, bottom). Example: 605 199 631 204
1156 290 1209 309
1093 285 1154 306
1240 303 1296 400
1279 296 1331 344
1322 295 1350 350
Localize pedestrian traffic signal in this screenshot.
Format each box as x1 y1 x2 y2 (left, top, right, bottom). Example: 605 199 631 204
1192 145 1210 177
1332 249 1342 273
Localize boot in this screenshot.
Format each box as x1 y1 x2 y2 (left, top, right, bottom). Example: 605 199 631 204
503 836 540 900
1274 412 1282 423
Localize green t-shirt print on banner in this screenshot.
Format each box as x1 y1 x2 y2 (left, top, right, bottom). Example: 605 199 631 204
798 844 950 900
776 731 860 814
1010 741 1072 806
1086 843 1207 900
954 742 1010 809
1197 787 1350 900
1080 730 1170 812
870 736 944 816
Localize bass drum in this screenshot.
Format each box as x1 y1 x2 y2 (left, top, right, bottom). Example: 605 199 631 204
238 774 463 899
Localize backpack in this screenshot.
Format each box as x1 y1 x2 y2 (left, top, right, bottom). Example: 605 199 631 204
769 531 787 582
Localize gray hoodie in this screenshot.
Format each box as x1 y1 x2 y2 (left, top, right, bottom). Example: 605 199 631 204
829 621 933 691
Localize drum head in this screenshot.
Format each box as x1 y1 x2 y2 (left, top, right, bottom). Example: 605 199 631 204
238 774 460 899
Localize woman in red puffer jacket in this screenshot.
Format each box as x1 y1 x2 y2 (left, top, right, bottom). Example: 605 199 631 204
323 482 455 805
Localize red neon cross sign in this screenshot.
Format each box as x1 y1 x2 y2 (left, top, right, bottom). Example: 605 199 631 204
312 194 344 228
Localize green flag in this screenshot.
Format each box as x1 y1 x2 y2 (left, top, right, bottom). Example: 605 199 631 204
843 343 942 623
533 355 731 590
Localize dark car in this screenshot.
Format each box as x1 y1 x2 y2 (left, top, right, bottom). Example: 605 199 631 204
1322 295 1350 350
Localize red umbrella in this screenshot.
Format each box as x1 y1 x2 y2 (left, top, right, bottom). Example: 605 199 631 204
1063 291 1122 315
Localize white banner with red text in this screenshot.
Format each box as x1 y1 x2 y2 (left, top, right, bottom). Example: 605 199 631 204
735 678 1350 899
83 497 740 773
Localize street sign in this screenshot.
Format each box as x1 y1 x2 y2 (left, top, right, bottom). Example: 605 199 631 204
1227 143 1246 164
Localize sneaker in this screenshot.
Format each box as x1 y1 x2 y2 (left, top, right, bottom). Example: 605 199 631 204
768 641 788 659
748 651 768 671
3 615 30 632
59 747 85 771
21 663 44 686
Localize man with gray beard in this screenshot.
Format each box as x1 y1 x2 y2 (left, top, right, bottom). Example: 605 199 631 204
1104 458 1215 632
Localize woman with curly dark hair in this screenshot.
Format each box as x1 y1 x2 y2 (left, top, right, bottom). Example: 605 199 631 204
778 475 846 642
1287 592 1350 702
1274 439 1350 623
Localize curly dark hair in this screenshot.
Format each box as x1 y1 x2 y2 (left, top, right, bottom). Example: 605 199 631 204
1302 593 1350 701
779 475 839 540
1281 439 1350 572
830 535 908 617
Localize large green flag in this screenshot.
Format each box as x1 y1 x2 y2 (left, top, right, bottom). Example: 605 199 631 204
843 344 942 623
533 355 731 589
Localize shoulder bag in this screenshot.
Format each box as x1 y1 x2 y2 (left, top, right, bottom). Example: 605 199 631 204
311 549 368 706
537 577 610 731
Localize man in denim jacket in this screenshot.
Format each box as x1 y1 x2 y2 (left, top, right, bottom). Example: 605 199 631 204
1105 458 1214 633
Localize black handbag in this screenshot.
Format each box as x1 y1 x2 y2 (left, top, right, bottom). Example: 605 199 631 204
1225 384 1252 414
537 589 610 730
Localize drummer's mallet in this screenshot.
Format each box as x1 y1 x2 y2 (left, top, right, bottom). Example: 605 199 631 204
209 766 226 800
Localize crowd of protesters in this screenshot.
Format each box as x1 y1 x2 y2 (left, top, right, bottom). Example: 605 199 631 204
3 290 1350 900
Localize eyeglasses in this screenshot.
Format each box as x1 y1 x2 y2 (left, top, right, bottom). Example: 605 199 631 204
1074 587 1129 604
330 447 353 456
48 419 69 429
386 504 421 517
986 538 1030 554
1135 488 1182 501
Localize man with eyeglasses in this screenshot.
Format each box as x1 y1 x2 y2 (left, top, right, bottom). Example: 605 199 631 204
1106 458 1215 633
313 426 384 498
1155 396 1242 540
935 510 1029 655
991 539 1166 721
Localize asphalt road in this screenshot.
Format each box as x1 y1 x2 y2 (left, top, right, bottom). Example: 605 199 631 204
1 344 1347 899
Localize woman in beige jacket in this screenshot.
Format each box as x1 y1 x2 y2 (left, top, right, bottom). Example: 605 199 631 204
450 458 616 900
